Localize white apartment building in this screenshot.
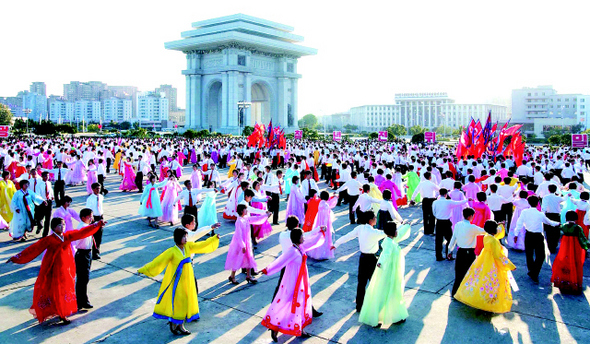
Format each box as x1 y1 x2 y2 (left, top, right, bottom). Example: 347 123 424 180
49 101 75 123
440 104 508 128
511 85 590 135
75 100 101 123
345 93 508 132
103 97 132 122
136 92 169 122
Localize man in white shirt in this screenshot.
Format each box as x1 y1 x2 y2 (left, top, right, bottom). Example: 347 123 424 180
331 211 385 312
73 207 98 310
352 184 382 224
335 171 363 224
97 158 108 195
174 180 216 221
432 188 470 261
86 183 105 260
411 171 440 235
34 171 54 237
514 196 560 283
498 177 517 232
448 207 486 296
540 184 563 253
263 167 283 225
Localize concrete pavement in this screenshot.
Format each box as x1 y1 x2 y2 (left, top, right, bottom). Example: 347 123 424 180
0 165 589 344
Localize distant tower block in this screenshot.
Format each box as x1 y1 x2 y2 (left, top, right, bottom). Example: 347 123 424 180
165 14 317 134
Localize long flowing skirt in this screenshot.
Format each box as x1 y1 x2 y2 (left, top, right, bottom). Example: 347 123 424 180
551 236 586 294
159 187 181 223
252 202 272 240
86 171 98 195
197 194 218 227
119 173 137 191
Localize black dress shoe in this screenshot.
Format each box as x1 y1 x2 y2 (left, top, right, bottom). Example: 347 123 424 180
300 331 312 338
80 303 94 309
436 257 445 261
177 326 191 335
93 255 101 260
312 309 323 318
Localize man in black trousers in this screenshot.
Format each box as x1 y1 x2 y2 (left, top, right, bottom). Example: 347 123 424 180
134 155 146 192
432 188 469 261
35 171 54 237
411 172 439 236
331 212 384 312
448 208 486 296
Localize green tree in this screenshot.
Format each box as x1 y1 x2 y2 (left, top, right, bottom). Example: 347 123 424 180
298 114 318 129
120 121 131 130
343 124 359 131
387 124 406 137
183 129 198 139
547 134 561 146
0 104 13 125
87 124 100 132
560 133 572 146
368 132 379 140
132 121 140 130
411 132 425 143
242 125 254 137
302 127 320 140
409 125 426 135
56 124 77 134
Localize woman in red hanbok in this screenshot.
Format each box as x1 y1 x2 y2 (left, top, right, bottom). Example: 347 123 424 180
5 218 104 324
551 211 589 294
260 227 326 342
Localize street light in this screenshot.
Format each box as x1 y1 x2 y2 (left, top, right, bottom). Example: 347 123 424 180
237 100 251 134
23 108 32 134
439 113 446 137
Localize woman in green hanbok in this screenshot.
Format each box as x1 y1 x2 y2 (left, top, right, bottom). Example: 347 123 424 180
359 221 411 327
402 165 421 203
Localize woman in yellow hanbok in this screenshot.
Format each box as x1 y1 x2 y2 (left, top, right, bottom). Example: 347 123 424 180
0 171 17 222
455 221 516 313
138 228 219 335
113 150 122 176
227 156 237 178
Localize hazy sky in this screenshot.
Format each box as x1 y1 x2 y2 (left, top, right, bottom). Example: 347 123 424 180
2 0 590 117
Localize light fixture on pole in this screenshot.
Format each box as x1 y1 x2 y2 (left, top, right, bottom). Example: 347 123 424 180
237 100 251 134
23 108 32 134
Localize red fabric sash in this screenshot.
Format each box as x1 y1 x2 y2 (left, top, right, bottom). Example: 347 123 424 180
146 187 155 209
291 253 309 314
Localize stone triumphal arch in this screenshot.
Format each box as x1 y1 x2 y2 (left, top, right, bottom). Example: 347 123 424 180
165 14 317 134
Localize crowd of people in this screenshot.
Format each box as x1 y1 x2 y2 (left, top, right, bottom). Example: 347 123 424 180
1 136 589 341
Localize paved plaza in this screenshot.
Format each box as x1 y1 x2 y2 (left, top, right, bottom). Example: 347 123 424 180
0 165 589 344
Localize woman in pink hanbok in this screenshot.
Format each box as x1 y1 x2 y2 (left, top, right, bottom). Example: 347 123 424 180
86 160 98 195
119 158 138 192
68 155 87 185
251 181 272 241
506 190 530 251
462 175 480 206
225 204 271 284
379 174 402 210
471 192 492 228
307 191 338 260
158 172 183 226
260 227 326 342
190 164 203 201
285 176 306 225
449 181 468 229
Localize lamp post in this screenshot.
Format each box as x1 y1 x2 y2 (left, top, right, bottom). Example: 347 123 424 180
237 100 251 135
23 108 32 134
439 113 446 137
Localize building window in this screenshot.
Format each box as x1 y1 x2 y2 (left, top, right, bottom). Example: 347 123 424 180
527 93 531 96
237 55 246 66
287 63 294 73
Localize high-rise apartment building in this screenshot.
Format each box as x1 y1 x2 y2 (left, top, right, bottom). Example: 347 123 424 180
49 100 75 123
155 84 177 112
103 97 132 122
74 100 101 123
63 81 108 101
30 82 46 96
137 92 169 122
